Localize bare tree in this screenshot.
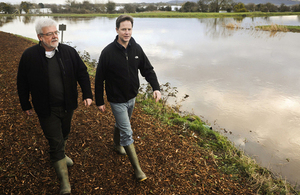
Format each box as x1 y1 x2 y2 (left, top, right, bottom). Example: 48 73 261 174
198 0 209 12
265 2 278 12
245 3 255 12
106 1 115 13
124 4 136 13
0 2 15 14
279 3 290 12
20 1 32 13
208 0 233 12
182 1 199 12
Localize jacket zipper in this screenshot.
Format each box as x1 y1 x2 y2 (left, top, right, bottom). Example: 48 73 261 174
125 52 130 98
125 52 129 76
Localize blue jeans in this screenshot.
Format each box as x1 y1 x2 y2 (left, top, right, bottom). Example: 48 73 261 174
110 98 135 146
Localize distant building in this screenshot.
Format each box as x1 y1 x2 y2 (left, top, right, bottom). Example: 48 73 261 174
115 5 124 11
171 5 181 11
29 8 52 14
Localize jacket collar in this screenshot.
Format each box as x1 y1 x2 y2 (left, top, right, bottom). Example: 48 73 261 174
39 41 59 58
114 35 135 50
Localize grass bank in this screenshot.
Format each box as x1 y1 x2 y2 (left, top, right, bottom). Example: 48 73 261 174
15 34 38 44
5 11 300 19
135 83 300 194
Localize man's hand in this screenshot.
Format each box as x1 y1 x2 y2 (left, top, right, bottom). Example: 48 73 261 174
84 98 93 107
25 109 33 116
98 105 106 112
153 90 161 103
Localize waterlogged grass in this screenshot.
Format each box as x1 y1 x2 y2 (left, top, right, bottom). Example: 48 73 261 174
225 22 300 35
6 11 300 19
257 24 300 33
286 25 300 32
136 83 300 194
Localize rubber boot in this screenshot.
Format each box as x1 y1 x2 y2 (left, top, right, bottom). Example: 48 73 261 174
53 157 71 195
64 140 74 167
113 127 126 155
124 143 147 182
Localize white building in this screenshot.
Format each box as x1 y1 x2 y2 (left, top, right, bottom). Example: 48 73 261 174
171 5 181 11
29 8 52 14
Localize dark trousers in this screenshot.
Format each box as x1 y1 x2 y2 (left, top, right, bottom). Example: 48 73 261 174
38 107 74 162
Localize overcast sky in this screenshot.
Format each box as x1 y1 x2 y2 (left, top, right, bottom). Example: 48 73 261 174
6 0 170 5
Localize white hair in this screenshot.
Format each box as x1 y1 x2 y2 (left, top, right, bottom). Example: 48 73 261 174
35 18 57 35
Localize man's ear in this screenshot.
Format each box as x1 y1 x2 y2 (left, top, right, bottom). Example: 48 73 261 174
37 34 42 41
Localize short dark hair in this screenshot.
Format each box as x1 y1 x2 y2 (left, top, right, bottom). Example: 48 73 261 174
116 15 134 29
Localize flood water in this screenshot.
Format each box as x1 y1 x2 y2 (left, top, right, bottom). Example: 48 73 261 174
1 15 300 186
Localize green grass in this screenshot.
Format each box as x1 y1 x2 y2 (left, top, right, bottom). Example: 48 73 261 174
15 34 38 44
4 11 300 19
287 26 300 32
286 25 300 32
256 24 300 33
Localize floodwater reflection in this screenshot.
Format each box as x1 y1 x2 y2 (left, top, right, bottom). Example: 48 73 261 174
198 18 237 38
0 15 300 187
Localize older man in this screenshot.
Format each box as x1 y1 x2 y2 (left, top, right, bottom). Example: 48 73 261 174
95 15 161 182
17 18 93 194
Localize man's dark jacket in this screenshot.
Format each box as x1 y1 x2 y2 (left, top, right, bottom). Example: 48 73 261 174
17 43 93 117
95 36 160 106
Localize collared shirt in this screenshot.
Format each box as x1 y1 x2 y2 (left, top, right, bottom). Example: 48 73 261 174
39 42 59 58
45 47 59 58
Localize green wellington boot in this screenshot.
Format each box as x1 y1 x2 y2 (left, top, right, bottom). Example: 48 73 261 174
113 127 126 155
53 157 71 195
64 140 74 167
124 143 147 182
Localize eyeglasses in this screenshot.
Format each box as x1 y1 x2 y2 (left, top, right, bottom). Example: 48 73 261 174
40 31 60 37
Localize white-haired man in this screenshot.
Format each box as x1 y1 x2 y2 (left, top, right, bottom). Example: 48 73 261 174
17 18 93 194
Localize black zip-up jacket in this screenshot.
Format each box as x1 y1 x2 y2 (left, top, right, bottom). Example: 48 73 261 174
95 36 160 106
17 42 93 117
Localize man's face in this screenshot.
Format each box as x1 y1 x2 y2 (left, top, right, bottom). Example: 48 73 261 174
38 25 59 51
116 20 132 46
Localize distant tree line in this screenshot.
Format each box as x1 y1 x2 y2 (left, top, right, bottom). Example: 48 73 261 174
0 2 16 14
49 1 171 14
181 1 300 12
0 0 300 14
0 1 34 14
